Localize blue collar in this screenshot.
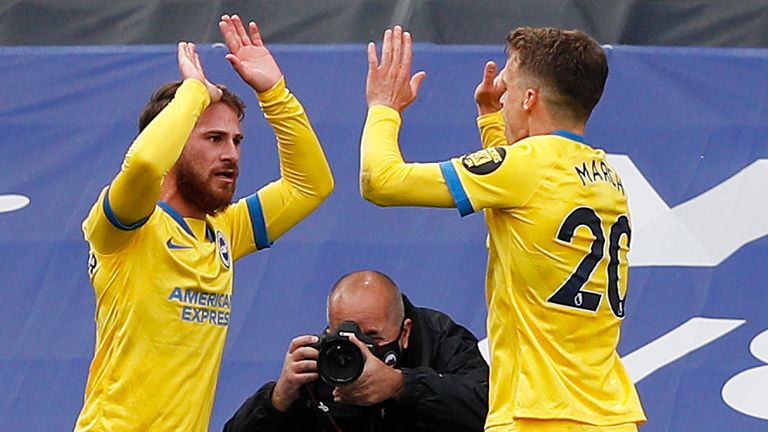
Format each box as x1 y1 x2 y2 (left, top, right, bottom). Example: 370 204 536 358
552 129 585 143
158 201 196 238
158 202 216 241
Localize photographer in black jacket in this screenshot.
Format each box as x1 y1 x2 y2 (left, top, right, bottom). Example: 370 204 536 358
223 270 489 432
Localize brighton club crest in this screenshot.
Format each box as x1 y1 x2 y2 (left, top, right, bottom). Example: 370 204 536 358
216 230 231 268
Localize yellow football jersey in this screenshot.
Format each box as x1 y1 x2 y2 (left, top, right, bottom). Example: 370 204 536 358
360 106 645 430
77 191 260 431
442 131 645 429
76 77 332 431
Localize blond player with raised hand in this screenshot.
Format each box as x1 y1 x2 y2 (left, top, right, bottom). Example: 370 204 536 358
75 14 333 431
360 26 645 431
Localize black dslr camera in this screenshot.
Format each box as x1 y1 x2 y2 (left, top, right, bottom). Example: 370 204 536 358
310 320 377 385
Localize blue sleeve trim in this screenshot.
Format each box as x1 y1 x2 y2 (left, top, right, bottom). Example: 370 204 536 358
103 189 149 231
246 194 271 249
439 161 475 217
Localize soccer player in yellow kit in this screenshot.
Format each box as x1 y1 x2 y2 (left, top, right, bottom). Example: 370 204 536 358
360 27 646 431
74 15 333 431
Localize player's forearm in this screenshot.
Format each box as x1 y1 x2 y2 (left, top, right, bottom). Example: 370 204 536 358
477 110 507 149
255 78 334 242
360 105 455 207
258 78 334 200
109 79 210 224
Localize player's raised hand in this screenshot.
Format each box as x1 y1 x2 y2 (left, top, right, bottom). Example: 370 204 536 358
366 26 426 113
218 14 283 92
177 41 223 103
474 60 505 115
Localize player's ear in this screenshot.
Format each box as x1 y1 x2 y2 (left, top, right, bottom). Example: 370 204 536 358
522 88 538 111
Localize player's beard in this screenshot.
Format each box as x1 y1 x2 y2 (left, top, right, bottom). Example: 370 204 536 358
175 157 238 215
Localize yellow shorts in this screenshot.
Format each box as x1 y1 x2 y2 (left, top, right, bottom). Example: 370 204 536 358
489 419 639 432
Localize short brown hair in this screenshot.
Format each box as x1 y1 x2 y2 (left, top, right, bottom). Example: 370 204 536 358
506 27 608 122
138 80 246 132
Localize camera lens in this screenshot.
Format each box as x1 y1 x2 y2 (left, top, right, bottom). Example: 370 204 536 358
317 339 364 385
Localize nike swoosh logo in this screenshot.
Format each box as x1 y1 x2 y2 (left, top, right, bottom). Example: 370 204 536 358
166 238 192 250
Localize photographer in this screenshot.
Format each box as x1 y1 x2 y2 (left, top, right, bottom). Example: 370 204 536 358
223 270 489 432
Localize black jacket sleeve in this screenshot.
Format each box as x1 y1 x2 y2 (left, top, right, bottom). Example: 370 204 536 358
390 298 489 432
222 382 313 432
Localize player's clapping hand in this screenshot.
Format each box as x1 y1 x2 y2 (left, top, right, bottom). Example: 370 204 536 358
219 14 283 92
474 60 505 115
366 26 426 113
177 41 223 103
